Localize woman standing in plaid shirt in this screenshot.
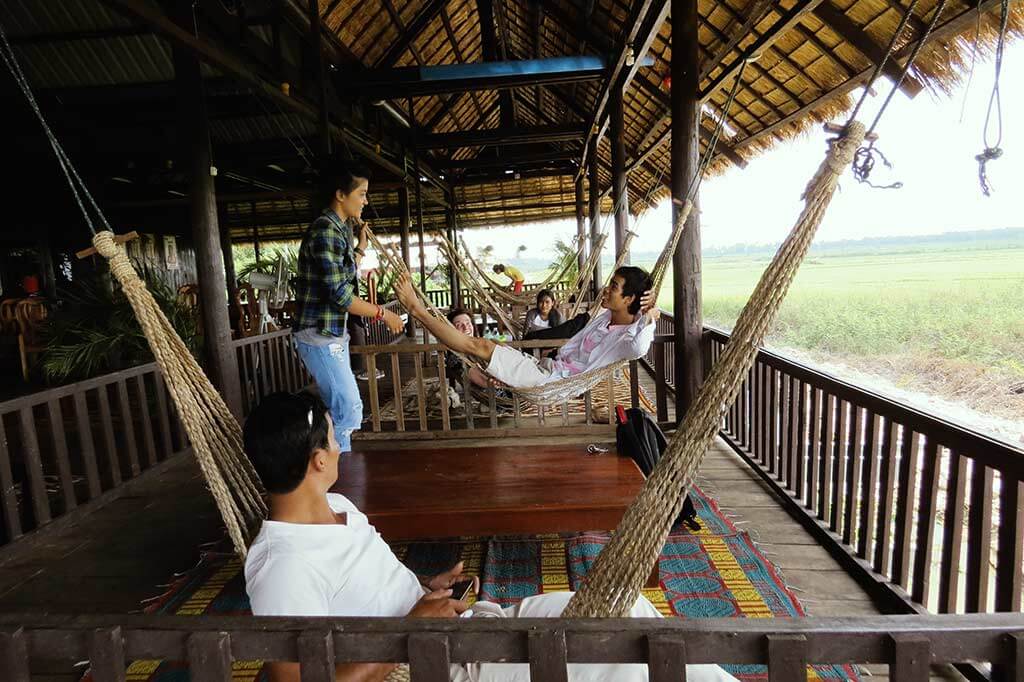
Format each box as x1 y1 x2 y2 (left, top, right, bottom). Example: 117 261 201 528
292 161 404 452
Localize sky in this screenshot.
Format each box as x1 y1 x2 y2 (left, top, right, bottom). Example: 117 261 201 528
460 41 1022 259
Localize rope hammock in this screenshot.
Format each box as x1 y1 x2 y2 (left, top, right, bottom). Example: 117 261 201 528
0 22 265 559
369 200 691 406
453 233 588 307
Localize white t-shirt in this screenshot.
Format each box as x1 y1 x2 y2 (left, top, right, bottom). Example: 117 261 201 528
245 493 424 618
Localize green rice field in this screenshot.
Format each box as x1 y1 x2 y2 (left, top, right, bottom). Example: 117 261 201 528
642 245 1024 421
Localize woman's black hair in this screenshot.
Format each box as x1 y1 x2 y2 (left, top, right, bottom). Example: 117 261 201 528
614 265 653 315
317 158 371 210
535 288 557 307
242 391 331 494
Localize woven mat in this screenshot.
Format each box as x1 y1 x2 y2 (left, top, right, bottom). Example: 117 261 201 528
93 485 860 682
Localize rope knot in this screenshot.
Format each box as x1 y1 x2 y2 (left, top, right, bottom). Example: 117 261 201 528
975 146 1003 196
92 231 119 259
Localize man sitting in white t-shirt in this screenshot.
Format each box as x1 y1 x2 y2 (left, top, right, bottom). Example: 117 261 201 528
243 392 740 682
395 266 660 388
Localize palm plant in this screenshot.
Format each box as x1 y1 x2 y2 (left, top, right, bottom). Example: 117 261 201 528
550 238 580 283
41 268 201 383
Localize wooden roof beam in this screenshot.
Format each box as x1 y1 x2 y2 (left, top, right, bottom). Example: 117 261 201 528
417 125 586 149
576 0 667 177
347 56 608 98
811 1 924 97
439 6 489 126
700 0 830 104
376 0 448 68
440 150 577 170
478 0 516 128
8 26 150 45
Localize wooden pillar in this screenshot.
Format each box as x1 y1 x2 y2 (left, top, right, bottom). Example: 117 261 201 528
399 185 414 337
217 204 240 334
587 143 601 299
446 190 461 307
610 83 630 264
671 0 703 421
414 173 426 291
574 175 587 278
172 4 242 418
307 0 332 158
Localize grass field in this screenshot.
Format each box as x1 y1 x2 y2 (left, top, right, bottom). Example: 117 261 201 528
634 246 1024 423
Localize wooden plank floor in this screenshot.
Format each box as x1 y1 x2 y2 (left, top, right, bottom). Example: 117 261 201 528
0 433 962 681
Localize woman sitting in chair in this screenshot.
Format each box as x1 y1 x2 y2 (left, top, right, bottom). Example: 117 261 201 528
396 266 658 389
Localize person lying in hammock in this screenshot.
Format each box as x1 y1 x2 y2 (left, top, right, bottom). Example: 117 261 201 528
396 265 660 388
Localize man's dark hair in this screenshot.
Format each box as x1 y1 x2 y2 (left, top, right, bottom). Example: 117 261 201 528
614 265 653 315
317 158 371 209
535 288 556 307
446 307 472 324
492 264 505 273
243 391 331 494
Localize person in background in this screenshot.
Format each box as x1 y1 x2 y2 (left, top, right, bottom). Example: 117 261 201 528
492 263 525 294
523 288 561 335
444 308 491 390
291 160 404 453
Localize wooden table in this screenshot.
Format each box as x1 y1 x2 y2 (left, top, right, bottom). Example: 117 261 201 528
331 444 646 540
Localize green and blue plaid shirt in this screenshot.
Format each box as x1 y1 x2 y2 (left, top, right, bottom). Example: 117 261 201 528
293 209 358 336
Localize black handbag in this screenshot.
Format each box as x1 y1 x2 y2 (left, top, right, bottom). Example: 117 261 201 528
614 406 700 531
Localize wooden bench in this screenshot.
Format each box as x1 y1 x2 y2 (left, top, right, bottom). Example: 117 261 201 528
331 444 645 540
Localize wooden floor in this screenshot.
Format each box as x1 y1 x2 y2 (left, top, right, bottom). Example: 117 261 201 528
0 432 962 681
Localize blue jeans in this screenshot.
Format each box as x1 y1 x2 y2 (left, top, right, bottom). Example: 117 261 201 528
294 333 362 452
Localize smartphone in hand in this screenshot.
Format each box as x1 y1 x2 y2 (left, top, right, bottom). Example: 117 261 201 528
449 579 474 601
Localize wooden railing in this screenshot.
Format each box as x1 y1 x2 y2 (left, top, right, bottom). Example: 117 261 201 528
352 339 641 439
2 612 1022 681
701 327 1024 621
0 363 189 550
233 329 310 415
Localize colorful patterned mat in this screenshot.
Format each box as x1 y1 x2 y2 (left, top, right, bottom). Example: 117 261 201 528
107 485 859 682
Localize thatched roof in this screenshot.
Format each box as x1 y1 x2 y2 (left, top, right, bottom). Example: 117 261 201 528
3 0 1021 239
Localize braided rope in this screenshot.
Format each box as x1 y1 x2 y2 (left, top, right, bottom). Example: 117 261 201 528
93 233 267 558
562 123 866 618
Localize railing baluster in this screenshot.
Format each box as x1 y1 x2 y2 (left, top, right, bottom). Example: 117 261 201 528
965 462 995 612
795 380 807 503
822 393 836 525
894 430 921 588
654 341 668 422
0 419 23 540
912 438 942 605
843 404 863 547
367 354 381 433
96 386 122 487
856 412 879 560
809 388 823 515
786 375 798 490
46 399 77 513
875 418 897 575
72 392 102 497
833 400 850 535
767 634 807 682
435 353 450 432
0 628 30 682
938 449 968 613
408 633 451 682
647 634 687 682
891 634 930 682
461 366 474 430
995 473 1022 613
391 353 406 432
133 376 158 469
89 626 126 682
768 366 778 476
489 385 498 430
116 380 141 477
528 630 569 682
297 630 335 682
186 631 233 682
413 353 427 431
18 407 50 526
152 373 174 460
